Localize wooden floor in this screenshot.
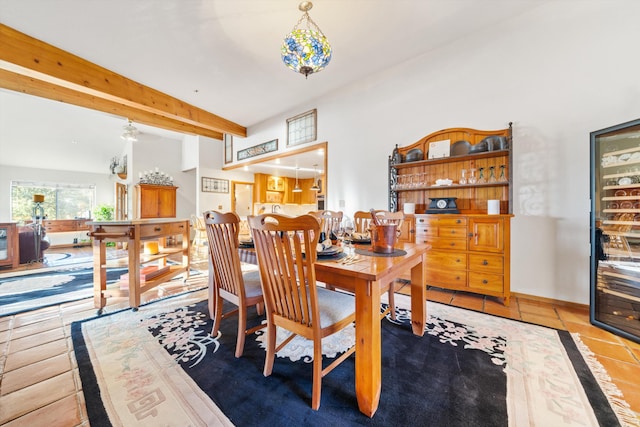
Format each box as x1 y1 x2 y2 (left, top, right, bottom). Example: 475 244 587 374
0 246 639 425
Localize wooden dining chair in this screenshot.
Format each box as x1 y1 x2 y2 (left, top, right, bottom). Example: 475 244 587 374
353 210 405 320
204 210 265 358
248 213 356 410
190 214 207 255
309 210 343 237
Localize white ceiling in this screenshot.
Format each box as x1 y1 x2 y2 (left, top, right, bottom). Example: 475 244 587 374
0 0 546 176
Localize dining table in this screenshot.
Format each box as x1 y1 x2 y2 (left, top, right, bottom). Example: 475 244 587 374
230 241 429 418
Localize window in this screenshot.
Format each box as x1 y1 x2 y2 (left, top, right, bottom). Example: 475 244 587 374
11 180 96 221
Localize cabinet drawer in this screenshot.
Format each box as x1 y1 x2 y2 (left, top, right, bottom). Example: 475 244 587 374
427 237 468 251
468 272 503 292
436 217 467 226
468 254 504 274
438 226 466 239
139 222 188 238
426 269 467 287
426 251 466 270
415 224 436 237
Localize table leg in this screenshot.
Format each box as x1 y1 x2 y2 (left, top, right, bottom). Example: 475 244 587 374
92 240 106 311
410 255 427 336
354 277 382 417
128 238 141 309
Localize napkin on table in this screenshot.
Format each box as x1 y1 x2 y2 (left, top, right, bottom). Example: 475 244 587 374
316 239 332 252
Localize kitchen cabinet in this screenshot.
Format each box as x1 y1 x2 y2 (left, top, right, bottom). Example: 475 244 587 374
415 214 511 304
135 184 177 219
590 118 640 343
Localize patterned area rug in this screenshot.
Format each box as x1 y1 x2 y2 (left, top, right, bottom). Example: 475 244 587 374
72 291 636 426
0 264 205 317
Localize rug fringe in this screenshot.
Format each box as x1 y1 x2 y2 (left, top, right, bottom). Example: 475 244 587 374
571 333 639 426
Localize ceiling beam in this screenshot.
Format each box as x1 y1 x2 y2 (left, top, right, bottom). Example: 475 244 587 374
0 69 224 140
0 24 246 139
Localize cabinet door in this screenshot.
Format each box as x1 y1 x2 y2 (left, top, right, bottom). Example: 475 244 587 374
397 217 415 243
469 217 504 253
157 188 176 218
139 187 159 218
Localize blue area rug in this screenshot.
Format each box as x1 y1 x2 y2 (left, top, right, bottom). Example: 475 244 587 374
71 291 636 426
0 266 128 316
0 264 205 317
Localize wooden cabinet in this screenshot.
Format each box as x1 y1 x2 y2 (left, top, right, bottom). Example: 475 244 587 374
415 214 511 304
41 219 90 233
389 124 513 215
0 222 19 270
135 184 177 219
397 215 415 243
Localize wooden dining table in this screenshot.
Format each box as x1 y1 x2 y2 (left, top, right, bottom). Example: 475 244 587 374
231 241 428 418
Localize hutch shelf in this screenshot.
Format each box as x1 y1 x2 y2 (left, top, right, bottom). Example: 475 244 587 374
389 124 514 305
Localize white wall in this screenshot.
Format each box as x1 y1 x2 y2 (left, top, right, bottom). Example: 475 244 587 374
229 2 640 304
131 133 196 220
196 136 255 216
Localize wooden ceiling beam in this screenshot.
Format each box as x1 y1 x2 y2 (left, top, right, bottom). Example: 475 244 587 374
0 69 224 140
0 24 246 138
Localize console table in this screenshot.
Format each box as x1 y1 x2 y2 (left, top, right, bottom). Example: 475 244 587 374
87 218 190 313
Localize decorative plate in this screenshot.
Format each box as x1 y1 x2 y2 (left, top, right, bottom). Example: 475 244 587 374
451 140 471 156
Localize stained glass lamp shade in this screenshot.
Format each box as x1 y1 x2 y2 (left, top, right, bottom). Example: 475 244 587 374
281 2 332 78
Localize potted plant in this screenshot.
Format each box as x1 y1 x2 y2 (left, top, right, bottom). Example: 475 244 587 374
93 204 114 221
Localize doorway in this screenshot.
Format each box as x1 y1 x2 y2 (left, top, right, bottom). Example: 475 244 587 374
232 181 253 217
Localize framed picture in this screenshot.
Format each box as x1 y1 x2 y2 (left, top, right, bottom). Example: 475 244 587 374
224 134 233 164
202 177 229 193
287 109 317 147
237 139 278 161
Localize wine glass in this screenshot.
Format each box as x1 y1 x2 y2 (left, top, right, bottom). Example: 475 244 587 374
342 217 355 254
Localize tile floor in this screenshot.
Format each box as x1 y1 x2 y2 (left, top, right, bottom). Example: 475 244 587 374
1 250 639 425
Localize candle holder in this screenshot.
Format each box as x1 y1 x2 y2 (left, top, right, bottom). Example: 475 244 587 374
139 168 174 186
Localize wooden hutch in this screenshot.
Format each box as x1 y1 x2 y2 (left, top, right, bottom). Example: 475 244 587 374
389 124 513 305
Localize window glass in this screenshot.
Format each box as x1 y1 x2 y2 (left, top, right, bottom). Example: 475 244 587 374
11 181 95 222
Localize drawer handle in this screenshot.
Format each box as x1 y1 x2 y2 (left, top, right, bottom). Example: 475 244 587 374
456 259 461 263
482 279 488 284
456 219 461 224
154 227 162 231
468 233 474 237
456 276 461 281
178 225 184 228
450 243 456 247
482 260 489 265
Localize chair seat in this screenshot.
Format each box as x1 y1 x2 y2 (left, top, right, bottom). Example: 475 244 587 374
242 270 264 299
315 287 355 329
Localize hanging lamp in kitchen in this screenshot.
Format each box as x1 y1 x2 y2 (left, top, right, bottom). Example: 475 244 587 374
310 164 320 191
281 1 332 78
293 168 303 192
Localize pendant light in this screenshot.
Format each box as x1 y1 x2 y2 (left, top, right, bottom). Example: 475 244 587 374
310 164 320 191
293 168 303 192
281 1 332 78
121 119 139 142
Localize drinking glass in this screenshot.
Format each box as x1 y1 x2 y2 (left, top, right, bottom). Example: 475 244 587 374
342 217 355 254
468 168 477 184
477 167 486 184
488 166 497 183
498 165 508 182
459 169 467 185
